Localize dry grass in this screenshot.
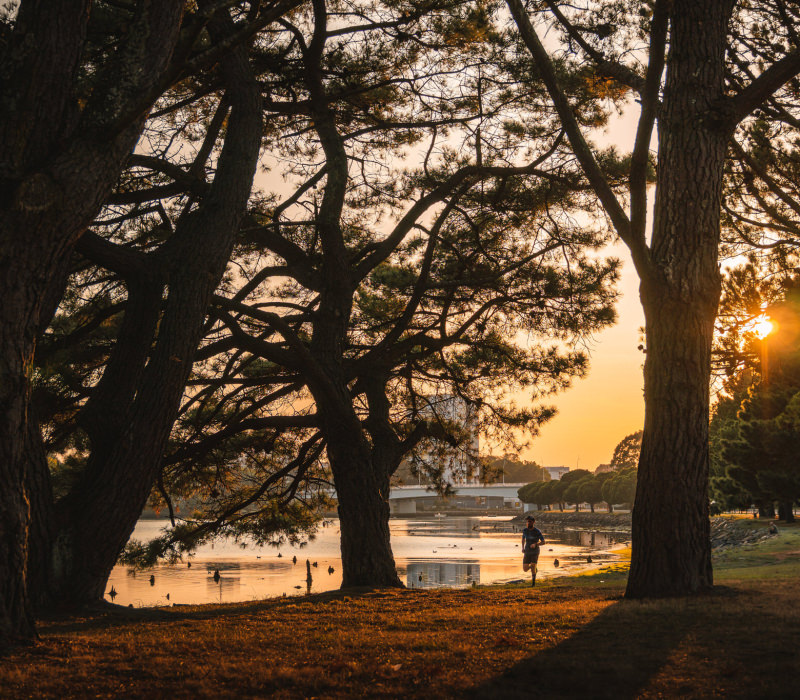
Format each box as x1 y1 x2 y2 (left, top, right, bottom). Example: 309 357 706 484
3 522 800 699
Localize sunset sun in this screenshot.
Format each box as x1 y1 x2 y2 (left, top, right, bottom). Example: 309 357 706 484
752 314 774 339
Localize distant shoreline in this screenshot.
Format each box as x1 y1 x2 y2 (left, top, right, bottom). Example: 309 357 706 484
510 511 632 529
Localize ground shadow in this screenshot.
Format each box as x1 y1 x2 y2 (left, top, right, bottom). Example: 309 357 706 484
465 583 800 699
465 588 731 700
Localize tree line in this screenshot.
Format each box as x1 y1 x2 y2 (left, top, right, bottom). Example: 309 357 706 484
517 431 641 511
3 0 800 643
710 271 800 522
518 468 636 512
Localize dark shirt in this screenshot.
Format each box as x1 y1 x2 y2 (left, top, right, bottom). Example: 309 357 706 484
522 526 545 551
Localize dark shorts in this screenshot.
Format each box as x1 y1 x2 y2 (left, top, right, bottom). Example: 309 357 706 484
523 546 540 565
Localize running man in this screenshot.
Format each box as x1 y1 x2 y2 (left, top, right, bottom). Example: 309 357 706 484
521 515 545 587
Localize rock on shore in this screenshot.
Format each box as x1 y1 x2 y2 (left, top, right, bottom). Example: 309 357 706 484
710 517 778 551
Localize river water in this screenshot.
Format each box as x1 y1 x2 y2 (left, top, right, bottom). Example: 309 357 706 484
105 516 629 607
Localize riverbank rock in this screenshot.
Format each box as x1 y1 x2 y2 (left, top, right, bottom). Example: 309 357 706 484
709 517 778 551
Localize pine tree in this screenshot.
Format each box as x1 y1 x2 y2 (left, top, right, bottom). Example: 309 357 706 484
505 0 800 597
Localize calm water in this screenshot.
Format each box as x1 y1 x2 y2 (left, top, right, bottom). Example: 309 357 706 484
105 516 629 607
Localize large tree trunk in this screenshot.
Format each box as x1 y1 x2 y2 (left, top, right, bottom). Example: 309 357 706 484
31 28 263 608
0 220 136 633
628 288 717 596
329 445 402 589
309 368 403 589
0 318 36 641
778 501 795 523
0 1 183 639
625 1 735 598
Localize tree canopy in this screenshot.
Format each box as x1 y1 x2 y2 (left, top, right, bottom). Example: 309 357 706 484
18 0 623 602
609 431 643 470
711 273 800 521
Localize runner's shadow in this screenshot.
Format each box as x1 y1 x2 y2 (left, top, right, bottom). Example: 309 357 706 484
466 594 696 699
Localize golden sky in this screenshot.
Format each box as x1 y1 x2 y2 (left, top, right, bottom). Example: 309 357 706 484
522 242 645 470
519 107 648 471
257 107 647 474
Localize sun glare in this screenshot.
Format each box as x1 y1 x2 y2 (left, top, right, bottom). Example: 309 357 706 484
752 314 774 339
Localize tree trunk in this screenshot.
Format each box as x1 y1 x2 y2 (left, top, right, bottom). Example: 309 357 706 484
332 454 402 589
0 237 94 635
0 0 183 639
312 378 403 589
34 28 263 607
626 1 735 598
628 291 717 597
778 501 795 523
0 324 36 641
762 502 775 518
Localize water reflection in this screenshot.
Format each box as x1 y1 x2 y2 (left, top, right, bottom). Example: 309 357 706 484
106 517 629 607
205 564 241 600
406 561 480 589
402 517 628 549
551 529 623 548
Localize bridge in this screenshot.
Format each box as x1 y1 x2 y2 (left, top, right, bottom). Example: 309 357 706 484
387 483 528 514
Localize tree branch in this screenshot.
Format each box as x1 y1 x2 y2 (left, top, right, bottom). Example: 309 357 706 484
543 0 646 94
629 0 667 240
724 48 800 130
506 0 651 276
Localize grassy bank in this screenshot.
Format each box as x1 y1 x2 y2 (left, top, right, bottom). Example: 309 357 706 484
2 521 799 699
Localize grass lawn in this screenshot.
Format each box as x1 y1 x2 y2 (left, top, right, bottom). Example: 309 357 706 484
2 520 799 699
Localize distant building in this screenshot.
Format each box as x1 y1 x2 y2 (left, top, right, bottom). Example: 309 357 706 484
594 463 615 474
543 466 570 480
418 394 480 485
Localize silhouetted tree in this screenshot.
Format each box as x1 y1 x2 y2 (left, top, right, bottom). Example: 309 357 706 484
1 1 302 639
0 0 187 642
506 0 800 598
176 0 622 588
610 431 643 471
578 477 603 513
